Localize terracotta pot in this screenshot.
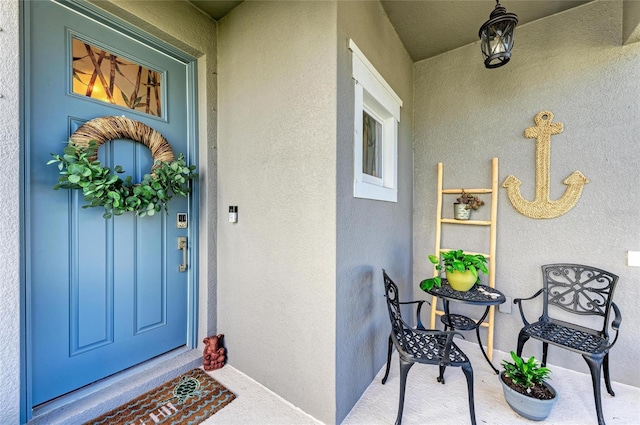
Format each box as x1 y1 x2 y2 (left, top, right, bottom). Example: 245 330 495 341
445 270 476 291
499 372 557 421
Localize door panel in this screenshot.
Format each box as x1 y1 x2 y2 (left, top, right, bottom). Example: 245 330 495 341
27 1 195 406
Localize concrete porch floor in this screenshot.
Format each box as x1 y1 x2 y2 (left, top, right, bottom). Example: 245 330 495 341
203 339 640 425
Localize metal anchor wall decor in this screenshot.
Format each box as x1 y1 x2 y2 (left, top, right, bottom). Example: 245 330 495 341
502 111 589 219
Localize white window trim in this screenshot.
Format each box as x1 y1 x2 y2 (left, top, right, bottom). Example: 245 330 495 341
349 39 402 202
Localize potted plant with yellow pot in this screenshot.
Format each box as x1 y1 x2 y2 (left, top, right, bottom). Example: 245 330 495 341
420 250 488 292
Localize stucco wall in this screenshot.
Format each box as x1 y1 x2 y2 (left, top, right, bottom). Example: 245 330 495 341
336 1 413 422
413 0 640 388
0 0 22 422
623 0 640 43
217 2 337 423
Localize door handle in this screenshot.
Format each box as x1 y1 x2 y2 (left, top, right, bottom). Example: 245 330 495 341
178 237 187 272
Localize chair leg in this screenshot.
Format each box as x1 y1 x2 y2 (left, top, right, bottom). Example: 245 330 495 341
382 334 393 385
516 332 529 357
395 358 414 425
583 354 607 425
461 363 477 425
541 342 549 367
437 364 446 384
603 353 615 396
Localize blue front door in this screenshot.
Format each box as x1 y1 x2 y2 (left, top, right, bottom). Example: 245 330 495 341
26 1 197 407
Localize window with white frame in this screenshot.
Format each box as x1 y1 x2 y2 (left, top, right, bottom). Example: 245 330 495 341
349 39 403 202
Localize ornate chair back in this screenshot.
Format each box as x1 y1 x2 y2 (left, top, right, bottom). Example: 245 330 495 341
541 264 618 338
383 270 408 351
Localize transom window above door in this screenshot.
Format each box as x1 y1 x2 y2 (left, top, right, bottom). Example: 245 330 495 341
71 36 164 118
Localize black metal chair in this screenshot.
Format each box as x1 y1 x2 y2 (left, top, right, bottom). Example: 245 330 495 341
514 264 622 425
381 270 476 425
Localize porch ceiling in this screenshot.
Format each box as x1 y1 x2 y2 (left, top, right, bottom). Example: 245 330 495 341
189 0 591 61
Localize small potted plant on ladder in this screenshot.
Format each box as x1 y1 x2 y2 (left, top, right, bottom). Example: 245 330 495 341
500 351 558 421
454 189 485 220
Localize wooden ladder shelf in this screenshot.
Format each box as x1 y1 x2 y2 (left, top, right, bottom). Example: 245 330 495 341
429 158 499 360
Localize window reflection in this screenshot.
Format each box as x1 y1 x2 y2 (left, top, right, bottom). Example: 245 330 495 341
363 111 382 178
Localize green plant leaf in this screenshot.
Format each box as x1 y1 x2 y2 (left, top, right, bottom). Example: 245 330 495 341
451 260 464 272
468 265 478 278
64 146 78 155
420 277 441 291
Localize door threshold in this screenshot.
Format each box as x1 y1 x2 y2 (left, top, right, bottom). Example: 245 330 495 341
28 347 202 424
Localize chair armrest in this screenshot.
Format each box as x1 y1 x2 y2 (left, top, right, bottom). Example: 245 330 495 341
441 330 465 366
513 288 544 326
607 302 622 348
398 315 463 340
610 302 622 330
401 321 464 364
398 299 430 330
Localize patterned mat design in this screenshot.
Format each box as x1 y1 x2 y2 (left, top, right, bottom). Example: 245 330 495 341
86 368 236 425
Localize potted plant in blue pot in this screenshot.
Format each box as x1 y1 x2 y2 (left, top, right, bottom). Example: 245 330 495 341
500 351 557 421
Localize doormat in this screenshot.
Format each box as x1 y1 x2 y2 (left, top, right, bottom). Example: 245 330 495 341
86 368 236 425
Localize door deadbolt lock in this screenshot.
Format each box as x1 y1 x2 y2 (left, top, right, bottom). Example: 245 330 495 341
178 237 187 272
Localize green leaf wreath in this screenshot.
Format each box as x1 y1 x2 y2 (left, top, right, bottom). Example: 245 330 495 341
48 140 197 219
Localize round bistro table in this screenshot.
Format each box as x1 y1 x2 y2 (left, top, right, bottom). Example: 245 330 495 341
426 279 506 374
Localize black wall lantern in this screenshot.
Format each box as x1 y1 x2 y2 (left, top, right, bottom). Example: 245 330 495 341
479 0 518 69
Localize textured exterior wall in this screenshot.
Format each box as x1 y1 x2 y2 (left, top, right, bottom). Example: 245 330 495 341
413 0 640 387
0 1 22 422
335 2 413 423
217 2 337 423
623 0 640 44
